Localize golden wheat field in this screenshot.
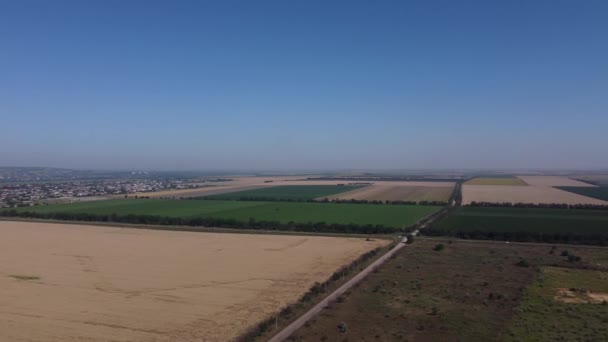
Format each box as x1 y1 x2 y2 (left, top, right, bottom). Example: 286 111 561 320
0 221 386 342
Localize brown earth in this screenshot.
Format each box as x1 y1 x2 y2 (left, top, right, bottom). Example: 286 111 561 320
0 221 386 342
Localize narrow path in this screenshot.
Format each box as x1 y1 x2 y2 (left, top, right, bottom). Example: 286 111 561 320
267 237 409 342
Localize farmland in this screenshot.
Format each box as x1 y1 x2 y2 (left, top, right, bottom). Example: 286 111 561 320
462 184 608 205
290 239 608 341
322 184 455 202
465 177 527 186
557 186 608 201
12 199 440 230
425 207 608 244
203 185 364 201
518 175 596 187
0 221 386 342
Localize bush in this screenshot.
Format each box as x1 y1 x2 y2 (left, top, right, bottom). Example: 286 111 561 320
515 259 530 267
567 254 581 262
433 244 445 251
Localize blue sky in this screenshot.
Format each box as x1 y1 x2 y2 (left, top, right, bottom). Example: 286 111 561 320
1 0 607 170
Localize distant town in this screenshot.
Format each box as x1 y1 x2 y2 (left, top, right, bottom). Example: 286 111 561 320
0 167 234 208
0 179 203 208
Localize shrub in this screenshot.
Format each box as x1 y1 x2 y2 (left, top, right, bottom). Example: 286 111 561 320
433 244 445 251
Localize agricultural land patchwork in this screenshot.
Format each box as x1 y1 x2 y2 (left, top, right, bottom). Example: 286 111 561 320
321 184 454 203
202 185 364 201
465 177 528 186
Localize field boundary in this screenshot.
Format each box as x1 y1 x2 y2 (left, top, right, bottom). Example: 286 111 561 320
0 217 395 239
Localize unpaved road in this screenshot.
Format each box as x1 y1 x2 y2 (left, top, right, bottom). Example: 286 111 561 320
268 238 408 342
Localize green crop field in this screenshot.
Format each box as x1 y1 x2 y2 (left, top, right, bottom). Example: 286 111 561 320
13 199 439 228
203 185 364 201
431 207 608 235
464 177 527 186
556 186 608 201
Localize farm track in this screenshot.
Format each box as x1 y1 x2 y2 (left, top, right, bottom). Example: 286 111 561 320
268 239 407 342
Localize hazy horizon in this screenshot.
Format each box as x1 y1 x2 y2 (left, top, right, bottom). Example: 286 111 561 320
1 1 607 170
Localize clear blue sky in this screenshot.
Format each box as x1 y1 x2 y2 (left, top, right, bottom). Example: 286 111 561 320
1 0 606 170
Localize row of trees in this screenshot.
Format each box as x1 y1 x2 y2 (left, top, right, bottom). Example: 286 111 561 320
468 201 608 210
0 210 405 235
236 245 388 341
190 196 447 206
421 229 608 246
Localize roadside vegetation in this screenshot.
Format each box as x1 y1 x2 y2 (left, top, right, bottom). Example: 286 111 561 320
290 239 608 341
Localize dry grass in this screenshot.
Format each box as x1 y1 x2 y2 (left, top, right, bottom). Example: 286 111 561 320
0 221 386 342
322 184 454 202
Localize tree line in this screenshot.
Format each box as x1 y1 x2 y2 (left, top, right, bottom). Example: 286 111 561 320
468 201 608 210
191 196 447 206
0 210 405 235
421 228 608 246
236 244 390 341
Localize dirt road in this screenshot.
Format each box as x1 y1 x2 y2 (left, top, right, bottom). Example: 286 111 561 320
267 238 407 342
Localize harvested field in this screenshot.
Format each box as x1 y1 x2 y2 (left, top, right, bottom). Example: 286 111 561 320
0 221 386 342
290 239 608 341
462 184 608 205
517 175 596 187
465 177 527 186
321 184 454 202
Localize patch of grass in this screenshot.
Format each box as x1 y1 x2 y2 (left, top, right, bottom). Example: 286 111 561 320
465 177 527 186
291 239 608 341
505 267 608 341
203 185 364 201
557 186 608 201
9 275 40 281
